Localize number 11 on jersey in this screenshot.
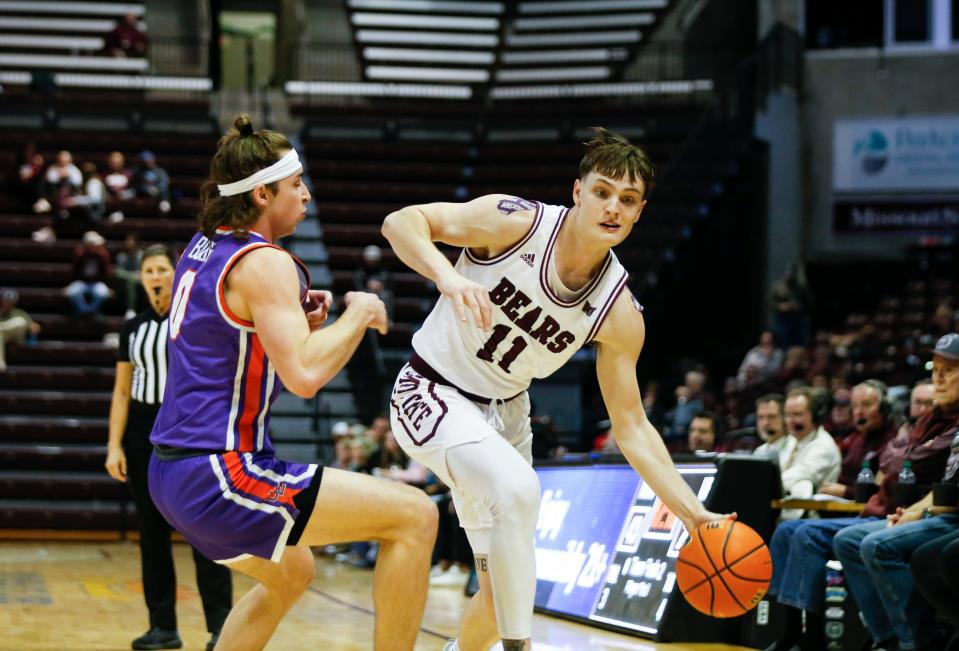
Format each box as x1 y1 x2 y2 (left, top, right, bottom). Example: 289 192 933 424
476 324 528 373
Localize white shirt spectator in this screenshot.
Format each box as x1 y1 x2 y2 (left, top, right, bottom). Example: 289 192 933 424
754 436 788 460
46 162 82 188
778 425 842 496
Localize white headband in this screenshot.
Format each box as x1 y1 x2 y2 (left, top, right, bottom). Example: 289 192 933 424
217 149 302 197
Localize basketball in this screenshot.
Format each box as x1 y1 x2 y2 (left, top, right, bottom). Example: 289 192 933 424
676 519 772 618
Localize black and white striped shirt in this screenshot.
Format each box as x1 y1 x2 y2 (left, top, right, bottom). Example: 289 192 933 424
118 308 169 405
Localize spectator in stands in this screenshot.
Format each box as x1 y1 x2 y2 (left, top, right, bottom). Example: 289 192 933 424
774 345 811 386
104 151 135 201
64 231 112 316
59 162 107 236
134 150 171 214
817 381 897 499
769 261 811 348
354 244 394 319
737 330 783 388
825 387 855 440
899 380 936 440
0 288 40 372
115 233 143 318
833 336 959 651
17 142 45 211
331 437 352 470
779 386 842 503
933 303 957 337
764 341 958 651
105 245 231 651
44 150 82 197
753 394 787 459
666 368 713 441
687 411 722 453
104 13 148 58
348 246 390 425
642 380 666 431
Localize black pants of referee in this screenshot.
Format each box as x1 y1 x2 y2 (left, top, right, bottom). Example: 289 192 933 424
125 444 233 634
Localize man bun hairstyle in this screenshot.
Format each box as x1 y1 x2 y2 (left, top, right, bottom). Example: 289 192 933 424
579 127 655 198
198 114 292 238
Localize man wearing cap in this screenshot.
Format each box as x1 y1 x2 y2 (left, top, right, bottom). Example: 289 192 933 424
134 150 171 214
0 289 41 371
833 334 959 651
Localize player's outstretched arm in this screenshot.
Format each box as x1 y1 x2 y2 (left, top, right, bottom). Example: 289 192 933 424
594 292 733 534
382 194 534 330
227 246 387 398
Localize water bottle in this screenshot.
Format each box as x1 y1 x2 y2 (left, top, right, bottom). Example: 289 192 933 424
898 460 916 484
856 461 875 485
855 461 876 502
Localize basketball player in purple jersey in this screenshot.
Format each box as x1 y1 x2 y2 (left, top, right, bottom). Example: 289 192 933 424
148 115 437 651
383 129 732 651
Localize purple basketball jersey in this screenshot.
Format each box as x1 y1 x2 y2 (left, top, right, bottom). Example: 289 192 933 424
151 227 309 452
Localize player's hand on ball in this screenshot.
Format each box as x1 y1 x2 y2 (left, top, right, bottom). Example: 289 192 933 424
303 290 332 331
683 508 736 536
344 291 389 335
436 273 492 330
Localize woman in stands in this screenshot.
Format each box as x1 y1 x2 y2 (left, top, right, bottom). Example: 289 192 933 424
106 244 232 651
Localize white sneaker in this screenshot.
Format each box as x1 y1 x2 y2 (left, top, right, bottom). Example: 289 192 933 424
430 565 469 587
31 226 55 242
124 309 136 320
108 211 125 223
159 200 171 213
33 198 51 213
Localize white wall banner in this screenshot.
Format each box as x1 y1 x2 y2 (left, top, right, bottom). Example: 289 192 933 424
833 115 959 192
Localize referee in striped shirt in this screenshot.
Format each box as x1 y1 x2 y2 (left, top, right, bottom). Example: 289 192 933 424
106 245 232 651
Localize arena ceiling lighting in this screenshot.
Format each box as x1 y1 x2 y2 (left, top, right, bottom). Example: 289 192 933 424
363 46 495 64
284 80 472 99
347 0 504 14
355 29 499 46
518 0 667 13
506 30 641 46
350 12 499 30
490 79 714 99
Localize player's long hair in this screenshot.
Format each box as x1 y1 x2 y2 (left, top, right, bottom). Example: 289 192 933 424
198 114 293 238
579 127 655 198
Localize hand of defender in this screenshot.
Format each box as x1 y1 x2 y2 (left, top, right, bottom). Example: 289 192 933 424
303 289 332 331
436 273 492 330
344 291 389 335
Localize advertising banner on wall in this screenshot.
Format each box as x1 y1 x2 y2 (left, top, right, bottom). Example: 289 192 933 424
833 199 959 235
833 115 959 192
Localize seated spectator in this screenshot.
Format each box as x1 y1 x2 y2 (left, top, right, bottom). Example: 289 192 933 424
833 336 959 651
114 233 143 318
825 387 855 440
134 151 171 213
104 151 135 200
59 162 106 236
687 411 722 453
665 368 714 440
17 142 45 211
330 437 351 470
33 151 82 226
737 330 783 387
0 289 41 371
642 380 666 431
104 13 147 58
779 386 842 502
898 380 936 441
764 342 957 651
64 231 112 316
818 381 897 499
753 393 788 459
774 345 810 386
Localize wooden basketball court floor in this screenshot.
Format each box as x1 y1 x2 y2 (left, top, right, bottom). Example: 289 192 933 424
0 539 756 650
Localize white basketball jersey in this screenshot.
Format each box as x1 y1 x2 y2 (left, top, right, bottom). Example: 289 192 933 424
412 201 629 399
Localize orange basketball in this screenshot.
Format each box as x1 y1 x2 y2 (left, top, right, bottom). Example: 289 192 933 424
675 519 772 618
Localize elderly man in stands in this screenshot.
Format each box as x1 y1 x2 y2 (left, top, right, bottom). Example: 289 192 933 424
753 393 788 459
833 336 959 651
897 380 936 441
818 381 897 500
0 289 40 372
764 345 958 651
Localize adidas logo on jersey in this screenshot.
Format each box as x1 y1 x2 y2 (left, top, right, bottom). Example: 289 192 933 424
583 301 596 317
520 252 535 267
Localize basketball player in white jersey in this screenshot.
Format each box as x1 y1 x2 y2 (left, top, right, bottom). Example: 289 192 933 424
382 129 731 651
